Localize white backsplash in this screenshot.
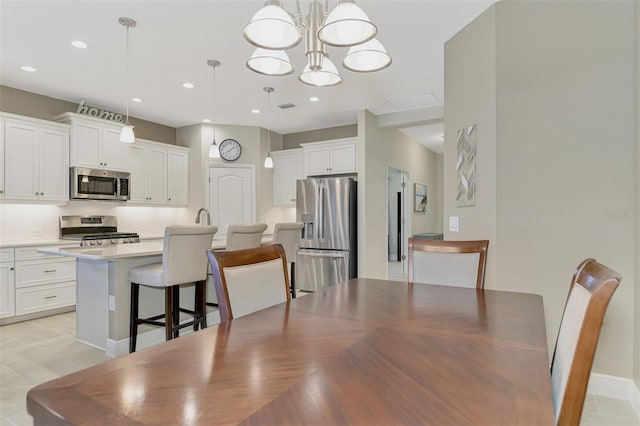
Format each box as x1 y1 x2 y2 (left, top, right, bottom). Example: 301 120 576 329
0 203 297 242
0 202 192 242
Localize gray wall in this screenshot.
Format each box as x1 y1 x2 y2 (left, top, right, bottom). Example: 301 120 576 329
283 124 357 149
0 85 177 145
358 110 439 279
445 0 637 380
635 0 640 390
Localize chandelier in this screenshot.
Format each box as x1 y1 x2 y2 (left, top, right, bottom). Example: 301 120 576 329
244 0 391 87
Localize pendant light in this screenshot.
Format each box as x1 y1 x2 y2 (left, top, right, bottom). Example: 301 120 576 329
118 17 136 143
318 0 377 47
243 0 301 50
263 87 274 169
207 59 221 159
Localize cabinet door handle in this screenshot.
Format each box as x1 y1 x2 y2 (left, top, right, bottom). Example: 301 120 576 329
44 295 57 299
10 267 14 271
44 269 57 273
0 190 4 194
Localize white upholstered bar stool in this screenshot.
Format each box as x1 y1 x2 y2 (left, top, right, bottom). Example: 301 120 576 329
225 223 268 251
272 222 303 298
128 225 217 353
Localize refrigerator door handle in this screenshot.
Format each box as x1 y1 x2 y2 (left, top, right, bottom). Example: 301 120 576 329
319 184 325 240
297 251 345 258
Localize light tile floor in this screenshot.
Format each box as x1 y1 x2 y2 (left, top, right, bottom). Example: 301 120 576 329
1 309 638 426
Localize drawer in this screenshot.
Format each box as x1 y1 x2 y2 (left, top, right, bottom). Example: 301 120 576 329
15 245 77 261
15 258 76 288
16 281 76 315
0 248 14 262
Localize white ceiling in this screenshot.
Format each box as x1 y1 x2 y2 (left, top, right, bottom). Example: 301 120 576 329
0 1 493 151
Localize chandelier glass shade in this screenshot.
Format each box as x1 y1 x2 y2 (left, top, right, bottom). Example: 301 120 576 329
243 3 302 50
299 57 342 87
317 2 376 47
342 38 391 72
244 0 389 87
247 48 294 76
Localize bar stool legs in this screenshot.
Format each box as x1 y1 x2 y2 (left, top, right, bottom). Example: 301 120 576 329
129 280 208 353
290 262 296 299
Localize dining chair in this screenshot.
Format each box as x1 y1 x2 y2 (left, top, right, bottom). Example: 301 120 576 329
408 238 489 288
207 244 291 323
551 258 621 426
272 222 303 298
128 225 217 352
225 223 268 251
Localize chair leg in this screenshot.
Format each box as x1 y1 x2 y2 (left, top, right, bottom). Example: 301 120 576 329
172 286 180 339
129 283 140 353
196 280 207 331
165 287 174 341
291 262 296 299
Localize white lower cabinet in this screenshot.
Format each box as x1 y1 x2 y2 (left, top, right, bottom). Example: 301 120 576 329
0 249 15 319
11 246 76 318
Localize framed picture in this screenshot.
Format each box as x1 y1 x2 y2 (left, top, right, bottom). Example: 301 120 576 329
414 183 427 212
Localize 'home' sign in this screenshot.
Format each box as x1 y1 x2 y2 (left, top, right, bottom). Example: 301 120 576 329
76 100 125 123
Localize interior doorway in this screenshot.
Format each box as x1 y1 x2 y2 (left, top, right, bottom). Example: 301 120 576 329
387 166 410 280
207 164 256 236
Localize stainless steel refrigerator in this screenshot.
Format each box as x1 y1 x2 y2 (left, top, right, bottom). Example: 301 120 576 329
296 177 357 292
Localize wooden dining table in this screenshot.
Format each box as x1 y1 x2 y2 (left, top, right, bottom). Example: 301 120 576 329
27 278 555 425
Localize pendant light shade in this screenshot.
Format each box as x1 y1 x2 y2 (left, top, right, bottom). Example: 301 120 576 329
246 48 294 76
209 143 220 159
120 122 135 143
299 57 342 87
207 59 221 159
342 38 392 72
264 154 273 168
317 1 377 47
119 17 136 143
243 2 301 50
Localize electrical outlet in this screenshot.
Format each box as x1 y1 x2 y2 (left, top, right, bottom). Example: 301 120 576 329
31 228 44 237
449 217 459 232
108 295 116 311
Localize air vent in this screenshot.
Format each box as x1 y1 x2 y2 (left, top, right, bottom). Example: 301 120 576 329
278 103 295 110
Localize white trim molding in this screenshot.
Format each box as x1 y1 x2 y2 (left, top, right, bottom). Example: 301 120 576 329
588 373 640 419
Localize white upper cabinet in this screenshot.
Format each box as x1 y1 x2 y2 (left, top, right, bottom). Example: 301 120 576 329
167 150 188 205
57 112 129 171
2 114 69 202
272 149 305 206
302 138 357 176
128 139 188 206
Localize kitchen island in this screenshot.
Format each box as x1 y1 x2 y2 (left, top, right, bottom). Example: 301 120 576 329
39 236 272 357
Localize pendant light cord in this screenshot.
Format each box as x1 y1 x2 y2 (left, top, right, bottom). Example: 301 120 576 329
212 62 216 144
125 24 130 122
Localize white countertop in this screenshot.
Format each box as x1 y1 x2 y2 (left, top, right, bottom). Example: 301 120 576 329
0 239 77 249
37 236 273 260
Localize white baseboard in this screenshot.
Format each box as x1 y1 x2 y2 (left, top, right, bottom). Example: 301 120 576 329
588 373 640 419
105 311 221 358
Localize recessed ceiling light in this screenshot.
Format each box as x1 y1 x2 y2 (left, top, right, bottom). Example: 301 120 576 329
21 65 36 72
181 82 195 89
131 97 143 103
309 96 320 102
251 109 261 114
71 40 88 49
202 119 212 123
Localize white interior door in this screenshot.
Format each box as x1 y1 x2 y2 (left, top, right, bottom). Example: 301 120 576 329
208 165 255 236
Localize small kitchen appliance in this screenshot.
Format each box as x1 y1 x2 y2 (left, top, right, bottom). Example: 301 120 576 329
59 215 140 247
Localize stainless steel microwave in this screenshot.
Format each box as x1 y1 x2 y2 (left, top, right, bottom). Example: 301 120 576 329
70 167 130 201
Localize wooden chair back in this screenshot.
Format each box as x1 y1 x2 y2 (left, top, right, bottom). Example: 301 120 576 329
408 238 489 289
207 244 291 323
551 258 621 426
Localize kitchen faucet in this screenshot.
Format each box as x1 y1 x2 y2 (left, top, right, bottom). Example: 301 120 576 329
195 208 211 226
